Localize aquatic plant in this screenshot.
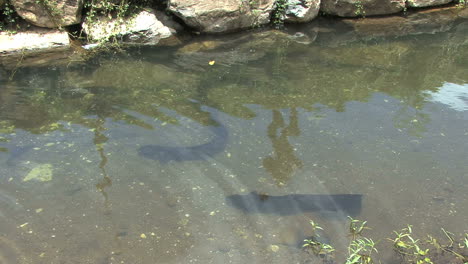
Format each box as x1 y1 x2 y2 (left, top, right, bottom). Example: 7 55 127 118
348 216 370 239
301 219 468 264
346 237 378 264
389 225 433 264
303 220 335 263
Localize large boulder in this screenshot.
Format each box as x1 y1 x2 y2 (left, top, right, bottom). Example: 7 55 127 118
320 0 405 17
10 0 83 28
82 9 183 46
0 28 69 53
168 0 275 33
284 0 321 23
406 0 452 7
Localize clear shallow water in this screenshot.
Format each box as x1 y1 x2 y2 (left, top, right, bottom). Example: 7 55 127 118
1 20 468 263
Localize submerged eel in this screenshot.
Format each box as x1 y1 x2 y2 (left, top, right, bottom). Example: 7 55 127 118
138 116 228 163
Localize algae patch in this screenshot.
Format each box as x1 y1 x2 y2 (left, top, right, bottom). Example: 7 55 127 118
23 164 53 182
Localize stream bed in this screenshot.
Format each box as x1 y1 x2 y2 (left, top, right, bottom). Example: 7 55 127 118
1 19 468 263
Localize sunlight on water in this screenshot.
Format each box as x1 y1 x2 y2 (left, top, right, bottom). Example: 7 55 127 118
1 19 468 263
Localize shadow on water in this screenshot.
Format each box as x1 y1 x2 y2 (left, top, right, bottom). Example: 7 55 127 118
138 108 229 163
226 191 362 218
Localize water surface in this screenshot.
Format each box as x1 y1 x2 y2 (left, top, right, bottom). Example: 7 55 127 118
1 20 468 263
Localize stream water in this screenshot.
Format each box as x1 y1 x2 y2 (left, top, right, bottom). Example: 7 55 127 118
1 17 468 264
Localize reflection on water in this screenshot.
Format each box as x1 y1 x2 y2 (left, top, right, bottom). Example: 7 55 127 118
138 107 229 163
93 117 112 211
263 108 302 186
1 19 468 263
428 82 468 112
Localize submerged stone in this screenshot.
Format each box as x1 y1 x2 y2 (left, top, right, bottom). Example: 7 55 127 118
23 164 53 182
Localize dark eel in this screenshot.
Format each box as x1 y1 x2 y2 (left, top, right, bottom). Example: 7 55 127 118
226 191 362 217
138 115 228 163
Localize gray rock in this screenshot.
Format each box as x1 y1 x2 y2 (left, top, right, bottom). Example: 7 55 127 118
341 6 462 38
82 9 182 46
284 0 320 23
0 47 75 70
0 28 69 53
320 0 406 17
168 0 275 33
10 0 83 28
406 0 453 8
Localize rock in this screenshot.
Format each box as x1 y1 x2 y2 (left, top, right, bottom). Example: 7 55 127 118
320 0 405 17
168 0 275 33
23 163 53 182
270 244 280 252
284 0 320 23
342 6 460 38
406 0 452 8
82 9 183 46
10 0 83 28
287 31 316 45
0 48 75 70
0 28 69 53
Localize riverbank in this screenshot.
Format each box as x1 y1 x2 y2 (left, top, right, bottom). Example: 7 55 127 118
0 0 467 71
